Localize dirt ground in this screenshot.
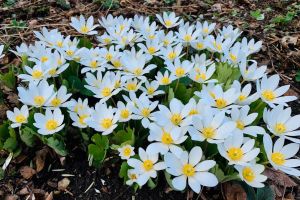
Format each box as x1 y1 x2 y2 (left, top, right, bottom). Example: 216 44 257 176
0 0 300 199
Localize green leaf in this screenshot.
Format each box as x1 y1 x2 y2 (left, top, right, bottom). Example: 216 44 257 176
119 161 129 178
167 87 175 103
239 181 256 200
0 168 4 180
250 10 265 20
256 186 275 200
147 178 157 189
296 70 300 82
250 99 266 125
3 137 17 152
20 127 37 147
91 134 109 149
78 37 93 49
112 127 135 146
46 137 68 156
88 144 107 167
0 69 16 89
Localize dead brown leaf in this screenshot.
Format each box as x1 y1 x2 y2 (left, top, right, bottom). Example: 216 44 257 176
45 192 53 200
4 195 18 200
264 167 297 187
18 187 29 196
223 182 247 200
20 166 36 179
58 178 70 191
281 36 298 48
35 148 49 173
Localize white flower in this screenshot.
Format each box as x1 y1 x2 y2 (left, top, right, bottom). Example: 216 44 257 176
122 78 143 92
68 98 89 114
195 21 216 37
188 109 236 143
45 86 73 108
140 80 164 98
241 37 262 55
239 60 266 82
0 44 5 59
69 108 92 128
223 42 246 65
34 28 64 48
132 94 158 128
164 146 218 193
126 169 139 186
80 47 107 73
88 102 119 135
219 25 241 42
263 105 300 143
230 106 265 137
191 35 206 51
118 145 135 160
11 43 29 58
257 75 297 107
33 108 65 135
218 133 260 165
205 35 232 53
159 43 183 62
155 70 176 86
153 98 192 128
232 81 259 105
18 80 56 108
132 15 150 32
6 105 29 128
70 15 98 35
18 64 50 83
263 134 300 176
176 24 200 46
234 164 267 188
166 58 194 79
188 63 216 84
84 71 103 89
156 12 183 29
147 124 188 155
117 101 134 122
137 39 162 59
128 148 166 186
158 31 178 47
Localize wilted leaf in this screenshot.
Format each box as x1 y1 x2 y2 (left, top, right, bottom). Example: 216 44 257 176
20 166 36 179
263 167 297 187
35 147 49 172
224 182 247 200
58 178 70 191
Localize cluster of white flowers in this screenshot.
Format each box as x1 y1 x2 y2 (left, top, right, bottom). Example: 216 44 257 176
4 12 300 193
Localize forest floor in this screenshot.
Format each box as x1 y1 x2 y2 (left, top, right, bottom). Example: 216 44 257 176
0 0 300 199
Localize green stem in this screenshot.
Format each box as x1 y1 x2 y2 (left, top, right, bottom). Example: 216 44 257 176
175 78 180 92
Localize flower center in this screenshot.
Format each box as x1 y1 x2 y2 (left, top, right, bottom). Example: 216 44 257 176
126 83 137 91
45 119 58 130
167 51 177 60
262 90 275 101
236 120 245 130
229 53 237 62
130 173 137 180
163 39 170 46
34 96 45 106
202 127 216 139
100 118 113 129
40 56 48 63
165 20 173 27
215 98 227 109
103 38 111 44
112 60 122 68
143 160 154 171
182 164 195 177
51 98 61 107
175 67 185 77
15 114 26 123
170 113 182 126
274 123 286 134
120 109 130 119
227 147 244 161
238 95 246 101
101 87 112 97
183 34 192 42
196 42 204 49
195 73 206 81
203 28 209 34
123 147 132 157
79 114 89 125
105 53 113 61
66 50 74 56
271 152 285 165
90 60 98 68
32 70 43 79
161 76 170 85
189 109 198 116
147 87 155 95
49 68 57 76
242 167 255 182
56 41 63 47
161 131 173 145
148 46 156 54
80 25 89 33
141 108 151 117
134 68 143 76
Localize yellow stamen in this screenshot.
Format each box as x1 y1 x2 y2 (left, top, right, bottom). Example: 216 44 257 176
34 96 45 106
100 118 113 129
143 160 154 171
51 98 61 107
101 87 112 97
45 119 58 130
274 123 286 134
170 113 182 126
120 109 130 119
15 114 26 123
161 131 173 145
271 152 285 165
32 70 43 79
215 98 227 109
242 167 255 182
227 147 243 161
141 108 151 117
202 127 216 139
236 120 245 130
182 164 195 177
262 90 275 101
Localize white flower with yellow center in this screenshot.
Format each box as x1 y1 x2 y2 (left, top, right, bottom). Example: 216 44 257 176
164 146 218 193
6 105 29 128
122 78 143 92
117 101 134 122
99 46 119 62
191 35 206 51
155 71 176 86
46 53 69 78
232 81 259 105
166 58 194 79
263 134 300 176
28 44 52 64
45 86 73 108
257 75 297 107
219 25 241 42
188 110 236 143
132 15 150 32
118 145 135 160
127 148 165 186
263 105 300 143
137 39 162 59
18 80 56 108
18 64 50 83
34 27 65 49
158 31 178 47
159 43 183 62
188 63 217 84
126 169 139 186
84 71 103 89
68 98 89 114
196 21 216 37
113 29 140 50
147 124 188 155
176 24 200 46
97 33 113 46
205 35 232 53
230 106 265 137
87 102 119 135
156 12 183 29
185 98 212 117
152 98 192 128
241 37 262 56
69 108 92 128
70 15 98 35
80 48 107 73
132 94 158 128
235 164 267 188
140 80 164 98
239 60 267 82
60 37 82 61
33 108 65 135
0 45 5 59
218 133 260 165
223 42 246 65
10 43 28 58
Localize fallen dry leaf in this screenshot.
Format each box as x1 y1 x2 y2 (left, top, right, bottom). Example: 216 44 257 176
281 36 298 48
20 166 36 179
4 195 18 200
223 182 247 200
58 178 70 191
264 167 297 187
45 192 53 200
35 148 49 173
